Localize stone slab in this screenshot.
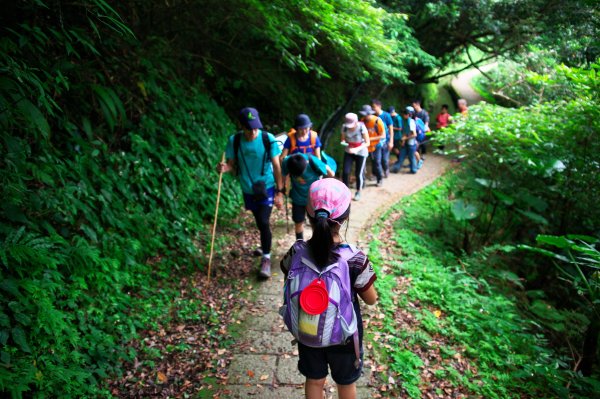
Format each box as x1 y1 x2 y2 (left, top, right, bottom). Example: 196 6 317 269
233 331 296 355
223 385 304 399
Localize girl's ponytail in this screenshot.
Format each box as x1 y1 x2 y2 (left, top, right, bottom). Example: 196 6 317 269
309 210 334 269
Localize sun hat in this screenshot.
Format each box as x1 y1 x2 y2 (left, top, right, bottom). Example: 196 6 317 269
343 113 358 129
358 104 375 116
238 107 263 130
294 114 312 130
406 106 415 113
307 178 351 220
387 106 395 113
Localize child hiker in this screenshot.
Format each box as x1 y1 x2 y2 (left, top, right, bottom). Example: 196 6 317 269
281 153 328 240
280 178 378 399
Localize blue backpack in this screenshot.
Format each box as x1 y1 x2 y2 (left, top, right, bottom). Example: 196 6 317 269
321 151 337 175
415 118 426 142
280 241 361 368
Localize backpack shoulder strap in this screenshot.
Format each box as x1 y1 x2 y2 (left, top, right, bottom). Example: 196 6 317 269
233 132 242 161
287 130 297 153
260 131 271 176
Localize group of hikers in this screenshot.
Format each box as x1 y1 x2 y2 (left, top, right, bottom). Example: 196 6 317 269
215 98 467 399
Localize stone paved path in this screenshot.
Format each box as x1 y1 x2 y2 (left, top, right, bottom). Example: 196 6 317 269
223 154 449 398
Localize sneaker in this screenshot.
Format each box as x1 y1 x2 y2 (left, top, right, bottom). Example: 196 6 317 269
354 191 361 201
383 170 389 178
417 160 424 169
258 257 271 279
421 155 426 161
376 180 383 187
252 248 263 257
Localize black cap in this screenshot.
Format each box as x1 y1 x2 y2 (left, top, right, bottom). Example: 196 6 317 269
238 107 263 130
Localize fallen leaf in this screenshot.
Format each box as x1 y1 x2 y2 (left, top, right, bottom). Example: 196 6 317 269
433 310 442 318
157 371 168 384
247 370 255 378
259 374 269 381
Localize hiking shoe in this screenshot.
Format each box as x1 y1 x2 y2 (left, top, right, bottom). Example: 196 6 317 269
384 170 389 178
354 191 361 201
417 160 424 169
376 180 383 187
258 257 271 279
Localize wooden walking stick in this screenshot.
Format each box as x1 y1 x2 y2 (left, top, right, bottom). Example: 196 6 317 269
207 152 226 282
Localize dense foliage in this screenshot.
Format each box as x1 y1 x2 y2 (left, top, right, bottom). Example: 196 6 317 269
1 0 598 396
369 179 600 398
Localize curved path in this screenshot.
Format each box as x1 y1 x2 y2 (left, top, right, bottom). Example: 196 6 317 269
222 154 450 398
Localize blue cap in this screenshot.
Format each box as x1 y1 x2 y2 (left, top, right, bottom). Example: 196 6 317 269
238 107 263 130
294 114 312 129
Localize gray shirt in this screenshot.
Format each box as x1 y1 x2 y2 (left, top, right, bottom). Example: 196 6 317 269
343 122 368 157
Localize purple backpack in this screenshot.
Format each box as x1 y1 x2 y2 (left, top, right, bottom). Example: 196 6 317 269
279 241 361 368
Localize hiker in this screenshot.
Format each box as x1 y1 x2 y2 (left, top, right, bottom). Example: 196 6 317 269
280 178 378 399
281 114 334 177
412 99 430 159
457 98 468 117
340 112 370 201
359 104 386 187
435 104 452 129
281 153 328 240
388 106 402 139
407 106 425 170
281 114 322 159
371 99 394 178
390 107 418 174
216 107 284 279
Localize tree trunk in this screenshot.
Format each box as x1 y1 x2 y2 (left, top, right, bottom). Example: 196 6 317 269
319 82 365 148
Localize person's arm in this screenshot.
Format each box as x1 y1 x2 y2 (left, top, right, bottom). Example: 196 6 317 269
314 147 322 160
280 147 289 162
387 123 394 149
217 138 235 173
375 119 386 141
361 125 370 148
358 285 377 305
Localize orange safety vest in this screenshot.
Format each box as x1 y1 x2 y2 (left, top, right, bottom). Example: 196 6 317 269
287 129 319 155
362 115 384 153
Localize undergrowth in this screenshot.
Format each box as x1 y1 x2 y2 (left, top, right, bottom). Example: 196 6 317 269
369 176 599 398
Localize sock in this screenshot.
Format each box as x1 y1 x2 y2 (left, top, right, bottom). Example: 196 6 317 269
295 232 303 240
263 253 271 259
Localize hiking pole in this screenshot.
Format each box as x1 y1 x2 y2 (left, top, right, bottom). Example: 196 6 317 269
207 152 225 282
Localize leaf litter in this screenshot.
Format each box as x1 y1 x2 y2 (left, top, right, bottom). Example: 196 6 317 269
109 212 270 397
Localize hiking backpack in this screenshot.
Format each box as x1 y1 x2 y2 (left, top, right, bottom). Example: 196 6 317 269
415 118 426 142
280 241 361 367
288 129 318 154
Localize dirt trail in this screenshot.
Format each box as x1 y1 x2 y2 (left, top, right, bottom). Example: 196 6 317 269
221 154 450 398
451 63 497 105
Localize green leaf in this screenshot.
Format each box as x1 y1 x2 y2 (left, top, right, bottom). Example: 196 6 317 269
517 209 548 225
536 235 573 249
0 351 10 365
11 327 31 353
16 99 51 138
0 330 8 345
451 199 479 221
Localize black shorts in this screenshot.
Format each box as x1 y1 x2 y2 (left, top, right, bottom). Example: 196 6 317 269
297 342 363 385
292 203 306 224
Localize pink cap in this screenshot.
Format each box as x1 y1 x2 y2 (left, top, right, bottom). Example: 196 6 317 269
307 178 351 220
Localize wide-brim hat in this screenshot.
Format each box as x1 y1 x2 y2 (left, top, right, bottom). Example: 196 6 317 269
343 113 358 129
239 107 263 129
294 114 312 130
358 104 375 116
